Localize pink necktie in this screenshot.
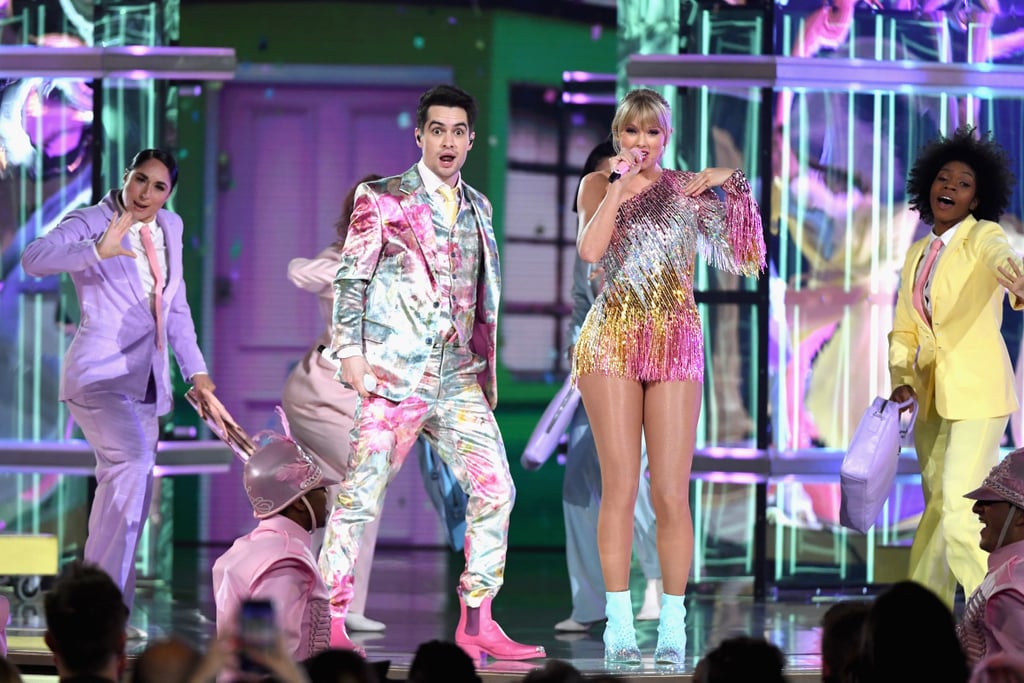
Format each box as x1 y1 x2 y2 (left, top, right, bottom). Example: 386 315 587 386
139 224 164 350
912 238 943 326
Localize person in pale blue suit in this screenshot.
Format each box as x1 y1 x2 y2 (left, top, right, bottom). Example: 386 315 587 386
556 141 662 632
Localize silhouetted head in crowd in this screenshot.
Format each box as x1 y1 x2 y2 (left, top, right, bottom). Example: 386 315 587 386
821 601 870 683
857 581 969 683
0 655 23 683
43 561 128 682
407 640 480 683
303 648 381 683
521 659 585 683
130 638 201 683
694 635 787 683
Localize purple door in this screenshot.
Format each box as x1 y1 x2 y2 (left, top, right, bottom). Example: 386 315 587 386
205 82 431 543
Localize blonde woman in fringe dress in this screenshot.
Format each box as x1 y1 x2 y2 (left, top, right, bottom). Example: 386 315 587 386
573 88 765 666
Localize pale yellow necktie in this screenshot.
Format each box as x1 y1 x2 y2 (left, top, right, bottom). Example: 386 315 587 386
437 184 458 227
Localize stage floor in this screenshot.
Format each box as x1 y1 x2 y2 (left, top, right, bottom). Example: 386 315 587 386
5 546 845 682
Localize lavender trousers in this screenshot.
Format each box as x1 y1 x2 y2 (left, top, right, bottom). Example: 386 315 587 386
67 391 159 611
319 340 514 615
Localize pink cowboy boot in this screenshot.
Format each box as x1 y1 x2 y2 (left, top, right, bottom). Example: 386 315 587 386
329 618 364 657
455 596 545 661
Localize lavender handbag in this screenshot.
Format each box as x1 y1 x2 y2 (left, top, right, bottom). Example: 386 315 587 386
839 397 918 534
520 376 581 471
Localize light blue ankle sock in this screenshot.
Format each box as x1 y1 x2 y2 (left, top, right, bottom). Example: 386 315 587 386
603 590 641 664
654 593 687 665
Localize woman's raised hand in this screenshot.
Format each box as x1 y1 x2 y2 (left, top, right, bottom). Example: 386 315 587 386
96 212 137 260
996 257 1024 301
682 167 736 197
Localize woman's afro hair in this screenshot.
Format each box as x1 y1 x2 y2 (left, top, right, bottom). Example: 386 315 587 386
906 125 1016 225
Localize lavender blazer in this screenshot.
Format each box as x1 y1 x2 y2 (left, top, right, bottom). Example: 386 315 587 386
332 165 501 406
21 190 207 415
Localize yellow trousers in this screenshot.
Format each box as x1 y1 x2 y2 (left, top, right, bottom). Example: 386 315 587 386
909 413 1007 608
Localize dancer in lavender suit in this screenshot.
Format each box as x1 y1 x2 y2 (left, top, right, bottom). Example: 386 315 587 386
21 149 232 610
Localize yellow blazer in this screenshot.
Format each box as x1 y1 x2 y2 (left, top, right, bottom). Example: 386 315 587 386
889 214 1021 420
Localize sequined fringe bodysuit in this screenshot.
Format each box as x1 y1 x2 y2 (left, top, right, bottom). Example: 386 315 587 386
572 169 765 384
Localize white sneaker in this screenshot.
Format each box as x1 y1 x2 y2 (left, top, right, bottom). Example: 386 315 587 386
345 612 386 632
125 624 149 641
636 578 663 621
554 617 597 632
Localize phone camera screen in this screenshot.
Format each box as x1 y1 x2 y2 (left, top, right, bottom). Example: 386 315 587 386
239 599 276 673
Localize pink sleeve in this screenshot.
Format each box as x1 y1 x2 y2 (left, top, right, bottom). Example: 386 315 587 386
719 169 766 275
985 590 1024 656
287 246 342 294
249 561 314 659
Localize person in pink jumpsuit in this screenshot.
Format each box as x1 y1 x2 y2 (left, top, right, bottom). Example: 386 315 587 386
212 435 335 661
958 449 1024 666
281 173 386 634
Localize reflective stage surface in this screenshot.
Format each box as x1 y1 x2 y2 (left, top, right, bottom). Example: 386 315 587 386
4 546 850 682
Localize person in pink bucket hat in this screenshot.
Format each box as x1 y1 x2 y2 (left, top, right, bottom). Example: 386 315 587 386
212 425 339 661
957 449 1024 667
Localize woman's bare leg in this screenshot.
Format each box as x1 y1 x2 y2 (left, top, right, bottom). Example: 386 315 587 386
577 373 644 592
643 380 701 596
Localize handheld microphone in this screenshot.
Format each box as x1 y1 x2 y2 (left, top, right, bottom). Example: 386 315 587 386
608 149 642 184
607 158 631 184
317 345 377 392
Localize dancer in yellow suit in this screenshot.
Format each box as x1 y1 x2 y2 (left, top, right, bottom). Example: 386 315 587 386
889 126 1024 609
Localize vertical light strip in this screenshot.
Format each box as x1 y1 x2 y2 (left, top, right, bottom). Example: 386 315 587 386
777 89 791 449
746 19 762 439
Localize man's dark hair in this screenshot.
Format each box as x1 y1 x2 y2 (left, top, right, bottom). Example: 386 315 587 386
857 581 969 683
407 640 480 683
821 601 870 683
44 562 128 675
303 648 381 683
130 638 201 683
906 125 1016 225
126 148 179 189
522 659 585 683
696 636 787 683
416 85 478 131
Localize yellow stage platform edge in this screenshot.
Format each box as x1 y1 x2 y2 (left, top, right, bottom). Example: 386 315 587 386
0 535 59 575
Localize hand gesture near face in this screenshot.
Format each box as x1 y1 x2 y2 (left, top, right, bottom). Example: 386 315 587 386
96 212 137 260
682 167 737 197
997 257 1024 301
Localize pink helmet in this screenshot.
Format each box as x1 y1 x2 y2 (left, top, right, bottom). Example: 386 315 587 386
964 448 1024 509
244 436 335 520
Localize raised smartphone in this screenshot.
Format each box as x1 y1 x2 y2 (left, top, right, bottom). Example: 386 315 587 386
238 599 276 673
